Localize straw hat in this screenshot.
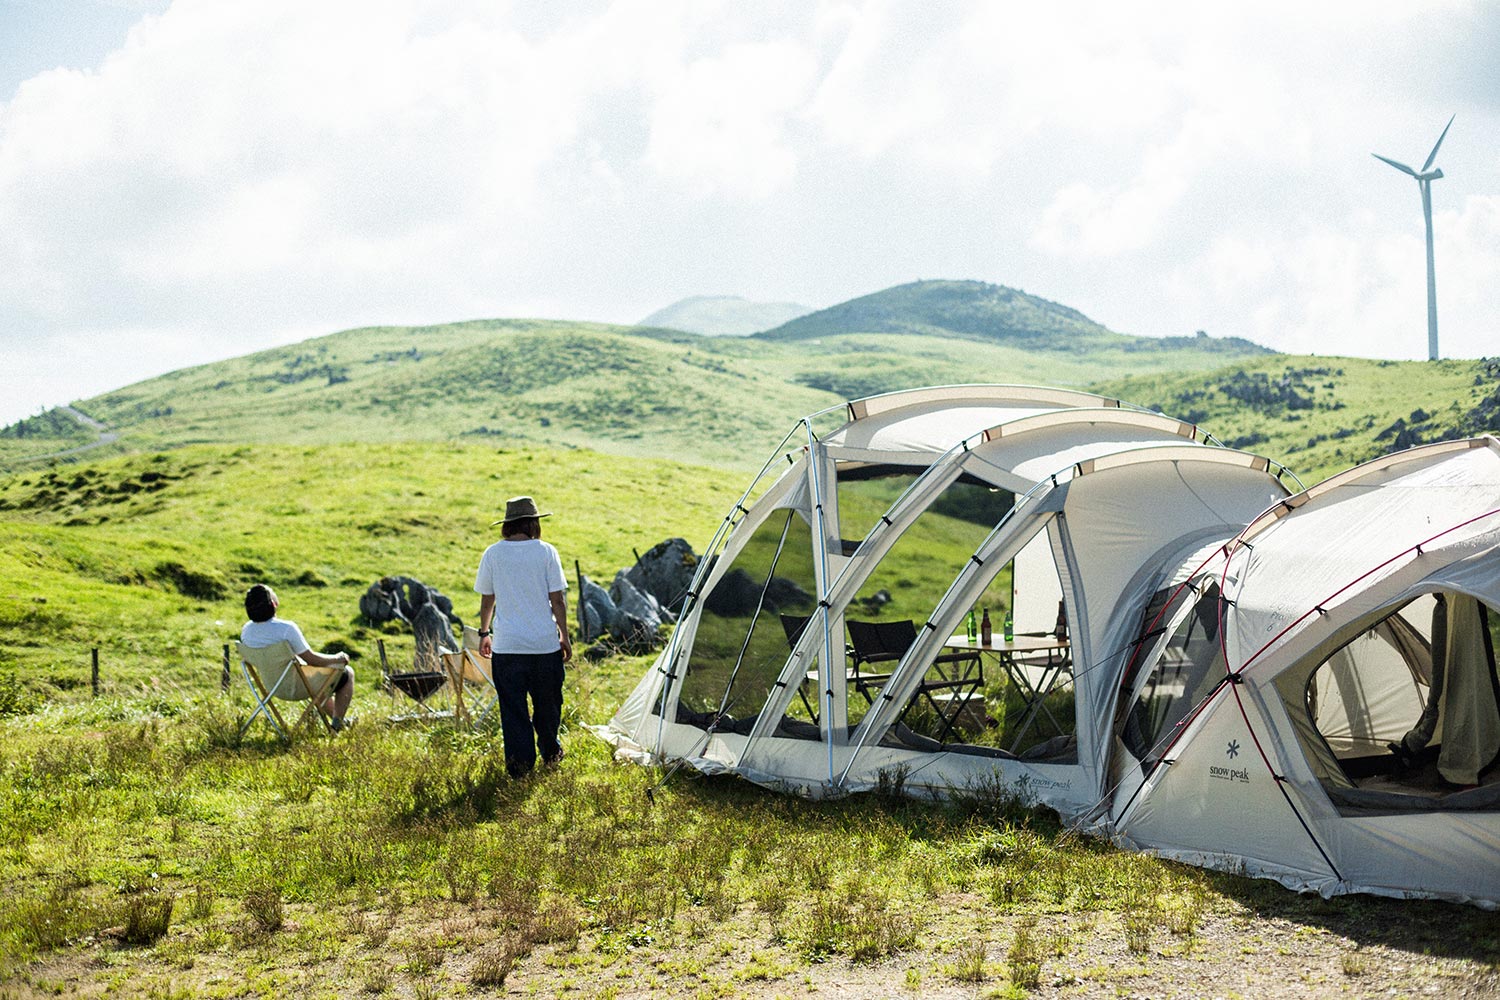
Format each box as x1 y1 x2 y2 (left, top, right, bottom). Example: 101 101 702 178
491 495 553 526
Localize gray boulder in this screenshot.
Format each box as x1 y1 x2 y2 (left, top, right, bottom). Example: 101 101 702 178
359 577 409 624
360 575 463 630
578 575 626 643
412 602 455 672
624 538 697 618
611 571 668 634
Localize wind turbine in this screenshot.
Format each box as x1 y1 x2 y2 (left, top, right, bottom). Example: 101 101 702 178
1373 114 1454 361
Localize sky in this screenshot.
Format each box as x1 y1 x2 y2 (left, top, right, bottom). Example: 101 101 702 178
1 0 1498 426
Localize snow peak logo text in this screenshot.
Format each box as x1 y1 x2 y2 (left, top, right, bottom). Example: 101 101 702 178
1210 740 1249 783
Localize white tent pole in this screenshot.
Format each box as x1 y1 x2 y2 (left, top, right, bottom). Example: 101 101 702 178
802 428 840 789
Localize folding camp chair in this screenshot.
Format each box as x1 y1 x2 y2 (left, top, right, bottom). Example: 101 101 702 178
846 619 984 742
387 666 454 721
441 626 500 726
237 640 344 740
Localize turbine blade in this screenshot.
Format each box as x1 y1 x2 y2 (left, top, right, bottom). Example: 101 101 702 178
1372 153 1418 177
1422 114 1455 172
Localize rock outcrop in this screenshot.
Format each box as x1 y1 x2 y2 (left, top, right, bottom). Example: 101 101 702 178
360 576 462 672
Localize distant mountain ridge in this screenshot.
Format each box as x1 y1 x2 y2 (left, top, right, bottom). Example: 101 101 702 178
758 279 1271 355
638 295 814 336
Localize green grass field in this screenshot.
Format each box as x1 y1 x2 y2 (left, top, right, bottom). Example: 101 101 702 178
0 442 740 703
3 438 1500 996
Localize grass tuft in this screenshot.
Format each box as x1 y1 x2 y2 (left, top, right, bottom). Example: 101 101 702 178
1006 917 1042 989
951 935 987 982
243 885 284 933
470 940 520 988
121 892 174 945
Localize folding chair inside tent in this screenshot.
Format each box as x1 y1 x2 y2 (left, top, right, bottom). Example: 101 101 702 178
846 619 984 743
441 626 499 725
237 640 342 740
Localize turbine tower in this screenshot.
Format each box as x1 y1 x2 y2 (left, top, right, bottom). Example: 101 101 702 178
1373 115 1454 361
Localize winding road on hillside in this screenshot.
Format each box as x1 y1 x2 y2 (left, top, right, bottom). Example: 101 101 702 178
20 406 120 462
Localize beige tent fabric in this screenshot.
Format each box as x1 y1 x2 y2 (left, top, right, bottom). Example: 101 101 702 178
1275 654 1353 789
1437 595 1500 786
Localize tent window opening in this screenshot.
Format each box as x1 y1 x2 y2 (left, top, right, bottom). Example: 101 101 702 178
1121 583 1227 771
863 520 1076 763
833 471 1013 732
676 506 821 741
1290 591 1500 811
840 470 1014 734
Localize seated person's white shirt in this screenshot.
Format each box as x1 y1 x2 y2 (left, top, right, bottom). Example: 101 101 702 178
241 618 313 656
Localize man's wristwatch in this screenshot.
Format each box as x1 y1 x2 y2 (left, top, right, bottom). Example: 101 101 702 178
478 629 492 638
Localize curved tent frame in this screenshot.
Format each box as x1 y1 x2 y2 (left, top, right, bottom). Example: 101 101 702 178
604 386 1291 809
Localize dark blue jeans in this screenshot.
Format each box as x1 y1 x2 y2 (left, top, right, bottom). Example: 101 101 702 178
491 650 565 777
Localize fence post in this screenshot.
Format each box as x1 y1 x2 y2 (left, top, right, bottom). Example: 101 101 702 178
575 559 588 641
221 644 231 692
91 648 99 698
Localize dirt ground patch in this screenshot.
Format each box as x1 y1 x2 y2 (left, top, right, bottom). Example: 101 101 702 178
4 889 1497 999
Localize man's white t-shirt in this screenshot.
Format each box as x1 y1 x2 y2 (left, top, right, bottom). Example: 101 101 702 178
474 538 568 654
240 617 312 655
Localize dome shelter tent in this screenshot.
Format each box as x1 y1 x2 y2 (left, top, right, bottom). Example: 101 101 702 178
597 386 1500 907
1101 436 1500 906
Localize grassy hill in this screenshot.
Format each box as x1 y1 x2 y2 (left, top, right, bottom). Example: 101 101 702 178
0 278 1495 485
1093 356 1500 486
0 295 1284 473
758 279 1269 356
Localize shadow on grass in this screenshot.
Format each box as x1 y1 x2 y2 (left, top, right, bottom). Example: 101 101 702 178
1203 869 1500 965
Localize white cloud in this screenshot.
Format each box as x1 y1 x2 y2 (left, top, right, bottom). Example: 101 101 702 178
0 0 1498 427
1162 194 1500 361
642 38 816 198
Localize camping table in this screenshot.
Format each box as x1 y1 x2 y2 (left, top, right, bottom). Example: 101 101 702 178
944 635 1071 751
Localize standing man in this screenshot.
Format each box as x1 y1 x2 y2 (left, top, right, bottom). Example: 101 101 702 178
475 495 572 778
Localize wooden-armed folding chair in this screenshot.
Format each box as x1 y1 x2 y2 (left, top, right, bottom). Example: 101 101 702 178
237 640 344 740
441 626 499 726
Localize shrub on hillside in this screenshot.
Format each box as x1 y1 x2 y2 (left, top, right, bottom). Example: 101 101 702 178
151 561 229 600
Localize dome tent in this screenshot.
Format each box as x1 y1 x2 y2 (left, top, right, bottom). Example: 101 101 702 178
597 385 1500 906
1102 436 1500 906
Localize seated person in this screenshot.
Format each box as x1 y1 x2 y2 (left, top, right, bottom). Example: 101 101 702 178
241 583 355 731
